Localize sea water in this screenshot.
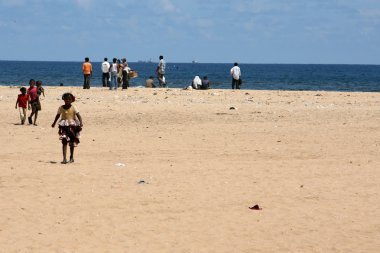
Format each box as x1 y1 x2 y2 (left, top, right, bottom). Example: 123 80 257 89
0 61 379 92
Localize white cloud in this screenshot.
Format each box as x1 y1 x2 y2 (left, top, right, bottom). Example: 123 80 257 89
160 0 179 13
195 19 213 29
61 25 72 31
235 0 293 14
359 9 380 19
74 0 92 10
0 20 8 27
0 0 26 6
243 20 255 32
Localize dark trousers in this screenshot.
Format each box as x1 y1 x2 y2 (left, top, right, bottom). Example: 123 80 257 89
102 72 110 87
232 78 240 89
122 71 129 89
83 74 91 89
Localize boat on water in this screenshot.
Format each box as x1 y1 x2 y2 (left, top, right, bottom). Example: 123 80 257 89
137 58 153 63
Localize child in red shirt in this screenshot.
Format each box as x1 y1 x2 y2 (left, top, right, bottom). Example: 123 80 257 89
15 87 29 124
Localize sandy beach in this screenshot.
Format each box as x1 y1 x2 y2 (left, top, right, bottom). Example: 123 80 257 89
0 86 379 252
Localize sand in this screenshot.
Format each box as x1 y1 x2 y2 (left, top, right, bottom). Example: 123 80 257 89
0 86 379 252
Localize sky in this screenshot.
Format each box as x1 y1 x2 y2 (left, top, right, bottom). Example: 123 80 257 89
0 0 379 64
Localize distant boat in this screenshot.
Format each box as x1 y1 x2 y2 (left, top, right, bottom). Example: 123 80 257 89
192 59 198 64
137 58 153 63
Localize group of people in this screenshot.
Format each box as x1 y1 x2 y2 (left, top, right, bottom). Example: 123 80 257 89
191 62 241 90
185 62 242 90
15 79 45 125
14 59 242 165
82 55 242 90
16 84 82 164
83 56 133 90
143 55 167 88
83 55 167 90
185 75 210 90
101 57 133 90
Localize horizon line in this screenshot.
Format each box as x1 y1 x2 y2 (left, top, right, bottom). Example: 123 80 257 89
0 59 379 66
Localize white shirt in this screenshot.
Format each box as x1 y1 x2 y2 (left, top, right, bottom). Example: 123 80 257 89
101 61 110 73
158 59 165 74
230 66 241 80
110 63 118 73
123 65 131 73
192 76 202 89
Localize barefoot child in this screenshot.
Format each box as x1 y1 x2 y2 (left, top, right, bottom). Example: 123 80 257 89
36 80 45 97
36 80 45 112
15 87 29 124
27 79 39 125
51 93 83 164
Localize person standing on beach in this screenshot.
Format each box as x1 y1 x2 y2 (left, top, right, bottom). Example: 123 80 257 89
51 93 83 164
27 79 39 125
230 62 241 89
101 58 110 87
82 57 92 89
156 55 166 87
121 58 131 89
117 59 123 88
110 58 118 90
15 87 29 125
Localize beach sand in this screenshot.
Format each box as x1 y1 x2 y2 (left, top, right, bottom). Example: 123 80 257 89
0 86 379 252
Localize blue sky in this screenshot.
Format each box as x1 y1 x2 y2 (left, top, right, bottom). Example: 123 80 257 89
0 0 379 64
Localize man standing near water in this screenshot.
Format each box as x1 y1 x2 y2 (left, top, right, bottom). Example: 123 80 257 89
230 62 241 89
110 58 118 90
101 57 110 87
82 57 92 89
156 55 166 87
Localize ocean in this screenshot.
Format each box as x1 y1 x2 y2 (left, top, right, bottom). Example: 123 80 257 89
0 61 379 92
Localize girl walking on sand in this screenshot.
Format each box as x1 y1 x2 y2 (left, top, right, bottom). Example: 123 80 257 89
51 93 83 164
